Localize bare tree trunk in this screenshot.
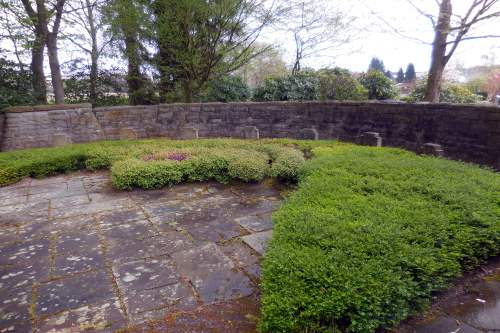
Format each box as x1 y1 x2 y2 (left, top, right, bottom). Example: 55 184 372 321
46 33 65 104
87 0 99 106
182 80 193 103
424 0 452 102
31 33 47 104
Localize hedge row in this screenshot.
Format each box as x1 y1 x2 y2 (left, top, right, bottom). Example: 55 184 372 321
0 139 306 188
260 145 500 332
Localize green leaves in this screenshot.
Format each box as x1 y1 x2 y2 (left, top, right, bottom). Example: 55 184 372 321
260 145 500 332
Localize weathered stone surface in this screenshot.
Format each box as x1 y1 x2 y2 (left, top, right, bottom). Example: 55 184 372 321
421 142 445 157
37 269 115 316
241 126 259 139
235 213 273 232
2 102 499 169
0 172 284 331
298 128 319 140
37 298 125 332
241 230 273 255
171 243 255 303
358 131 383 147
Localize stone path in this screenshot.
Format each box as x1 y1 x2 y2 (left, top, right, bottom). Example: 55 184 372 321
394 257 500 333
0 172 282 332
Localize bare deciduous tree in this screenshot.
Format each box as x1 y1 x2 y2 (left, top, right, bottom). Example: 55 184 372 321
277 0 355 75
409 0 500 102
63 0 110 106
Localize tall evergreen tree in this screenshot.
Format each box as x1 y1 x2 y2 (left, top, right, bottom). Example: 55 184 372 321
149 0 275 103
368 57 385 73
405 63 416 83
384 70 393 80
396 68 405 83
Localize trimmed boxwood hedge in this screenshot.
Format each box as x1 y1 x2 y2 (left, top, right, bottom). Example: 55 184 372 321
0 139 305 188
259 145 500 333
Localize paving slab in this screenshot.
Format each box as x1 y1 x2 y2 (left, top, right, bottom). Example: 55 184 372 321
171 243 255 304
235 212 273 232
0 172 283 332
36 269 115 317
241 230 273 255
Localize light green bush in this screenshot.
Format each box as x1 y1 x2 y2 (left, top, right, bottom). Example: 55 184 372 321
269 148 305 181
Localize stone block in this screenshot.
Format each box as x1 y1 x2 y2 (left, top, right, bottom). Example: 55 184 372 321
52 133 73 146
178 127 199 139
298 128 319 140
421 143 444 157
242 126 259 139
119 128 138 140
358 131 383 147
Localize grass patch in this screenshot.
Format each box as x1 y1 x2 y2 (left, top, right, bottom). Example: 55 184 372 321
259 145 500 332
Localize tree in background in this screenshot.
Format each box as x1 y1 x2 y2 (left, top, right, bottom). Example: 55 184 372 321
485 70 500 101
317 68 368 101
407 0 500 102
0 56 33 108
235 44 288 88
63 0 111 106
368 57 385 73
407 79 481 104
359 70 397 100
105 0 155 105
149 0 276 103
396 68 405 83
63 60 128 106
279 0 355 75
405 63 416 82
19 0 67 104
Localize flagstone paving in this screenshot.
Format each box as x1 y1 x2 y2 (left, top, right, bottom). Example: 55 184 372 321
0 171 283 332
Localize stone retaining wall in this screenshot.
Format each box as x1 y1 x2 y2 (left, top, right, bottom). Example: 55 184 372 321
1 101 499 169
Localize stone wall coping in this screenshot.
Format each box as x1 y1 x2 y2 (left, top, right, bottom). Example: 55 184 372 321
4 103 92 113
3 101 499 114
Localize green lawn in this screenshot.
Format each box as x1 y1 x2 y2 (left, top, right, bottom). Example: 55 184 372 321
1 139 498 333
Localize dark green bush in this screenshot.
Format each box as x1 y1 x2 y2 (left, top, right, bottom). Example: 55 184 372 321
260 145 500 333
252 71 320 101
202 75 250 102
317 68 368 101
0 58 33 109
359 70 397 100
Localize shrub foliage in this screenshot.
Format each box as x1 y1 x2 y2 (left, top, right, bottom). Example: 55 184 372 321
259 145 500 332
0 139 305 188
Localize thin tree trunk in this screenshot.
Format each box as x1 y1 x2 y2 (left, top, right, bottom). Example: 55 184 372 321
182 80 193 103
31 32 47 104
424 0 452 102
46 33 65 104
87 0 99 106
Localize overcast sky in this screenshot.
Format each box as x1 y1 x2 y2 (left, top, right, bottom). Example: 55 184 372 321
262 0 500 73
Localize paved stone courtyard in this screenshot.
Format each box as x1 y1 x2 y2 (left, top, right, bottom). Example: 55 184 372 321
0 172 282 332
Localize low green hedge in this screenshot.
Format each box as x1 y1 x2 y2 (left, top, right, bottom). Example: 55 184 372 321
111 148 272 190
260 145 500 333
0 139 306 188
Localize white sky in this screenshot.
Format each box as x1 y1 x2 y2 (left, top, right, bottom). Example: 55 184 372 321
261 0 500 73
